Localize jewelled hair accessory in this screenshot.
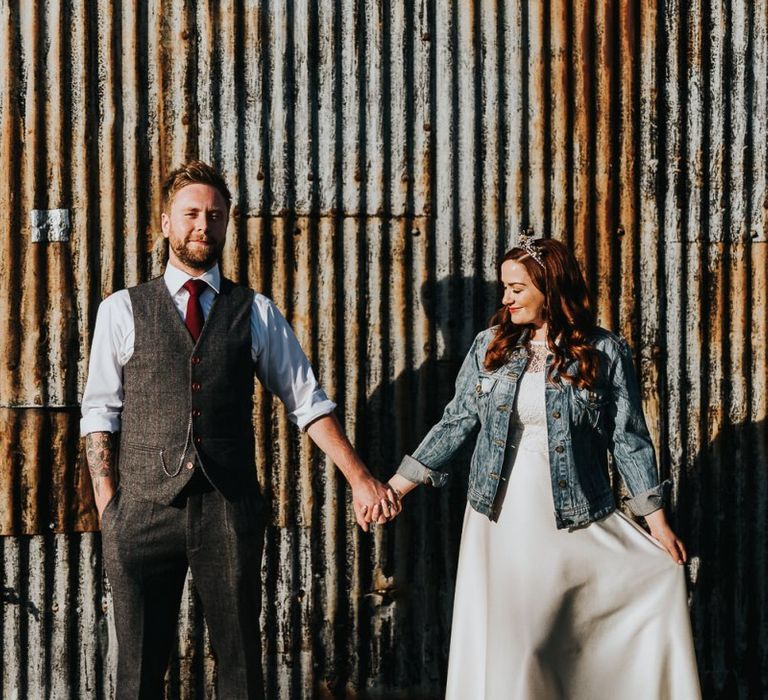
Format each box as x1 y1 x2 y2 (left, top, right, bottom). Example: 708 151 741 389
518 230 545 269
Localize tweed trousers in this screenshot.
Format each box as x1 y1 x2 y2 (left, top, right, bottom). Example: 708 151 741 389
101 477 265 699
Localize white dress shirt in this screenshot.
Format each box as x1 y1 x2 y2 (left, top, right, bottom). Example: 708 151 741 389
80 262 336 435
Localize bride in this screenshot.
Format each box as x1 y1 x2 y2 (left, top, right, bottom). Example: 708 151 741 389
384 237 701 699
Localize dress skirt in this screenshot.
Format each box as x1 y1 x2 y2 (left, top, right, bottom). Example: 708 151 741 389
444 431 701 699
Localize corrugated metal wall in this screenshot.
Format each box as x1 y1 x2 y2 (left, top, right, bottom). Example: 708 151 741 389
0 0 765 697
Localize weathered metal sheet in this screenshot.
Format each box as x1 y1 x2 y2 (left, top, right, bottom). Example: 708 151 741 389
1 0 767 698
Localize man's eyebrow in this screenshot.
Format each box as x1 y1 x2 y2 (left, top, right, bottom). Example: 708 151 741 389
181 206 224 212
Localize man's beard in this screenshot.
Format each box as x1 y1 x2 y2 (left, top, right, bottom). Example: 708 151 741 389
169 235 222 270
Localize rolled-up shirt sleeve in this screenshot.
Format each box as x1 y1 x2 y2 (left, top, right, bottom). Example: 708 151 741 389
80 291 134 436
251 295 336 430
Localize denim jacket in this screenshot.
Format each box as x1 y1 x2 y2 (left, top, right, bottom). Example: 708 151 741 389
397 327 670 529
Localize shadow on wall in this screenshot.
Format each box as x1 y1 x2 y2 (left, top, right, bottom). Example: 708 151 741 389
354 276 764 699
352 276 500 697
165 273 502 700
680 417 768 698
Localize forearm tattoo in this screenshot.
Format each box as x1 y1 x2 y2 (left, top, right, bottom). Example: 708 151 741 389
85 432 115 497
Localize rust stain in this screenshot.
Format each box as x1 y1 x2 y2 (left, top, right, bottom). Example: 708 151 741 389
571 0 592 263
594 0 616 329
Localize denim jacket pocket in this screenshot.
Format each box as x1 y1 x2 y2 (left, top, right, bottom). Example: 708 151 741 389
570 387 610 429
474 373 500 422
475 372 497 397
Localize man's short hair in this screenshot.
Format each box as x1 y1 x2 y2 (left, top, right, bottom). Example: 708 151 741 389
162 160 232 212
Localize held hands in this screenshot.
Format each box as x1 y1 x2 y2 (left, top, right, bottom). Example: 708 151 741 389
305 415 403 531
350 472 420 531
644 509 687 565
351 474 403 532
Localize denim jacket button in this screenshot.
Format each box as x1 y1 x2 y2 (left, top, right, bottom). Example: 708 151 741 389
558 479 568 488
552 410 561 419
555 445 565 454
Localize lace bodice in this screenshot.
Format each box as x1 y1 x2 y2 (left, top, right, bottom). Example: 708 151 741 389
509 342 550 449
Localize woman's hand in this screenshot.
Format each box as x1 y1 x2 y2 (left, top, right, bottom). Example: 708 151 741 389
351 475 401 531
363 483 403 526
644 509 687 564
366 474 420 525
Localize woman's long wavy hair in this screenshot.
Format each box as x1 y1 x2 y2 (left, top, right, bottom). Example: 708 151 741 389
484 239 600 389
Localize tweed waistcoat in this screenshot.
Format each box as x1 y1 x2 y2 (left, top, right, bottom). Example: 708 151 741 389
118 275 258 504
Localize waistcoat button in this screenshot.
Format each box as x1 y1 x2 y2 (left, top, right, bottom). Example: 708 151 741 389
192 382 201 391
192 408 201 417
194 436 202 445
186 461 194 470
191 356 202 365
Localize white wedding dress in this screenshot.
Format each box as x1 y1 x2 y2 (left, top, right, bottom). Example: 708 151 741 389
445 347 701 699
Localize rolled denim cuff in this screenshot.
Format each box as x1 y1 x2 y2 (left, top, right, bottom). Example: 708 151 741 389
396 455 449 488
623 479 671 517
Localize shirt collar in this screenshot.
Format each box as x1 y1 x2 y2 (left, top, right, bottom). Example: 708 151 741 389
164 261 221 296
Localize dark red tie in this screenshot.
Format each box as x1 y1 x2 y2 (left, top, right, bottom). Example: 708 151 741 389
182 279 208 342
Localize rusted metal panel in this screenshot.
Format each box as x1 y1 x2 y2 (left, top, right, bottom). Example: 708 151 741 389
617 0 639 340
503 0 525 243
1 0 767 698
549 0 569 245
570 0 592 265
0 408 96 535
638 0 663 461
753 4 768 244
527 0 546 239
593 1 615 331
1 534 110 698
433 0 454 362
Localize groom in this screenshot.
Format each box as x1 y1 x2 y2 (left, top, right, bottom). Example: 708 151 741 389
81 160 399 698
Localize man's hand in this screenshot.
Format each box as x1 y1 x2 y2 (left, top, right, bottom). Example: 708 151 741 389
350 474 402 532
306 413 401 531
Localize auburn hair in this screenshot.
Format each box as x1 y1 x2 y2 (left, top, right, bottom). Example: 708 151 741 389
484 239 600 389
161 160 232 213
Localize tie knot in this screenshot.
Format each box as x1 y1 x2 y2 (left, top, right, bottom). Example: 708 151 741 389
183 279 208 297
